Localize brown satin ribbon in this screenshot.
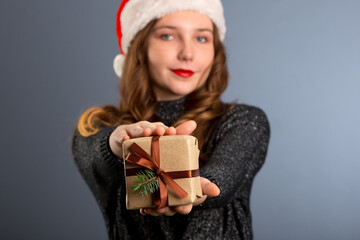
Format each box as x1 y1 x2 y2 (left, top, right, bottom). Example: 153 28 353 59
126 168 200 179
125 136 198 209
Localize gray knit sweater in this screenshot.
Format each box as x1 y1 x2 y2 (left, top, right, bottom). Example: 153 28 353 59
72 98 270 240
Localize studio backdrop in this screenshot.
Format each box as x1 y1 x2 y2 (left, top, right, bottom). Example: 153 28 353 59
0 0 359 239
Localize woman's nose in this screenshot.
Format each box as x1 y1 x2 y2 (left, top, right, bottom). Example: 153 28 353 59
178 39 194 61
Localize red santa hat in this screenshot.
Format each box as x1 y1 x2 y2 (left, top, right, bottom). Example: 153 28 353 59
113 0 226 77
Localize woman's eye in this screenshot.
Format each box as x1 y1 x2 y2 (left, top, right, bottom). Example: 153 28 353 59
160 34 173 40
197 36 207 43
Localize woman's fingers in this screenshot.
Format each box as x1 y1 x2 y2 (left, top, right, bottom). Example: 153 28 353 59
200 177 220 197
193 195 207 206
140 204 192 216
165 126 176 135
140 208 146 216
142 127 153 137
154 126 166 136
164 208 177 216
135 120 198 136
173 204 193 215
126 125 146 138
155 207 177 216
109 126 130 157
143 126 167 137
124 121 168 138
140 207 177 217
138 121 168 134
142 208 162 217
175 120 197 135
110 120 194 158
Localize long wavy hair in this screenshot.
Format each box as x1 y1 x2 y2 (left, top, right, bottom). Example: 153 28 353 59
77 19 232 165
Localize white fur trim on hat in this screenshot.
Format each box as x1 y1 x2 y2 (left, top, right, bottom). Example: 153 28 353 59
113 54 126 78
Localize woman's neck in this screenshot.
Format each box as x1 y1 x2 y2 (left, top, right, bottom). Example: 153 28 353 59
156 96 186 126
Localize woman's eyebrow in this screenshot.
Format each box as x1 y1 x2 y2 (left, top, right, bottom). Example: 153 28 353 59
197 28 213 33
154 26 213 33
153 26 177 30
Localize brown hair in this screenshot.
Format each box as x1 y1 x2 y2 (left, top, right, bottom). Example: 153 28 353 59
77 19 232 165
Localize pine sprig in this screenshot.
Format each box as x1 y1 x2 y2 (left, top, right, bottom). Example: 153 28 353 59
133 170 159 196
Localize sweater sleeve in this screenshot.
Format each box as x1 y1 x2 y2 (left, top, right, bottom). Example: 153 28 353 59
197 105 270 209
71 126 123 229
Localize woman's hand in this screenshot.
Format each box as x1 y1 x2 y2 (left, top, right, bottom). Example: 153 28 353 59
140 177 220 216
109 120 197 158
109 121 177 158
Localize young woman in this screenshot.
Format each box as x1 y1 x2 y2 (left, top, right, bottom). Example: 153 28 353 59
72 0 270 239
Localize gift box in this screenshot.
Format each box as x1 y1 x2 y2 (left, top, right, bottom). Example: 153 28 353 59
122 135 202 210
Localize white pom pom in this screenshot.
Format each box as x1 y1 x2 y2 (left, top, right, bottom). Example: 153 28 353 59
113 54 126 78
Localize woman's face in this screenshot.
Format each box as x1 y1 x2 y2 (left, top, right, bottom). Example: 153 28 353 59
147 10 214 101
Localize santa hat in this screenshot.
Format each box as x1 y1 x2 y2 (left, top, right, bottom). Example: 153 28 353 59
113 0 226 77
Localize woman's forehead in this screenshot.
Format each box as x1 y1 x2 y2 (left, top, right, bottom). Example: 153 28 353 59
155 10 213 30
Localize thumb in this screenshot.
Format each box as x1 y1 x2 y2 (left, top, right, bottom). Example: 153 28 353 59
200 177 220 197
175 120 197 135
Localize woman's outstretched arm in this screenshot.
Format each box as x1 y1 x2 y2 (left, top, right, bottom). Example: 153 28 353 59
197 105 270 209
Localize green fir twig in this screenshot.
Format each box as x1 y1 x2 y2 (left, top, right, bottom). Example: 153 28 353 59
133 170 159 196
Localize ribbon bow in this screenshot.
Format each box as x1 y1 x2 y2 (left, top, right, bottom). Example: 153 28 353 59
125 136 188 208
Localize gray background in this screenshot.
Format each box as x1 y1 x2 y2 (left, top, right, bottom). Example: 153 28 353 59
1 0 359 239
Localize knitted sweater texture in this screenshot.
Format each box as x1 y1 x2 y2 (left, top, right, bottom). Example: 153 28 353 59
72 98 270 240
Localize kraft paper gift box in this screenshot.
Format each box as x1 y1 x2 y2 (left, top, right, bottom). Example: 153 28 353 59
122 135 203 210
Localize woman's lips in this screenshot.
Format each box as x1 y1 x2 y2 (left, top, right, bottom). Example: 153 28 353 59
171 69 194 78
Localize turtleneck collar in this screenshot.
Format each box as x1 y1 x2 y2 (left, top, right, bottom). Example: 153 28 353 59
155 96 186 127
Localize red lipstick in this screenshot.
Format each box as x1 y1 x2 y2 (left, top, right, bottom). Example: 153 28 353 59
171 69 194 78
